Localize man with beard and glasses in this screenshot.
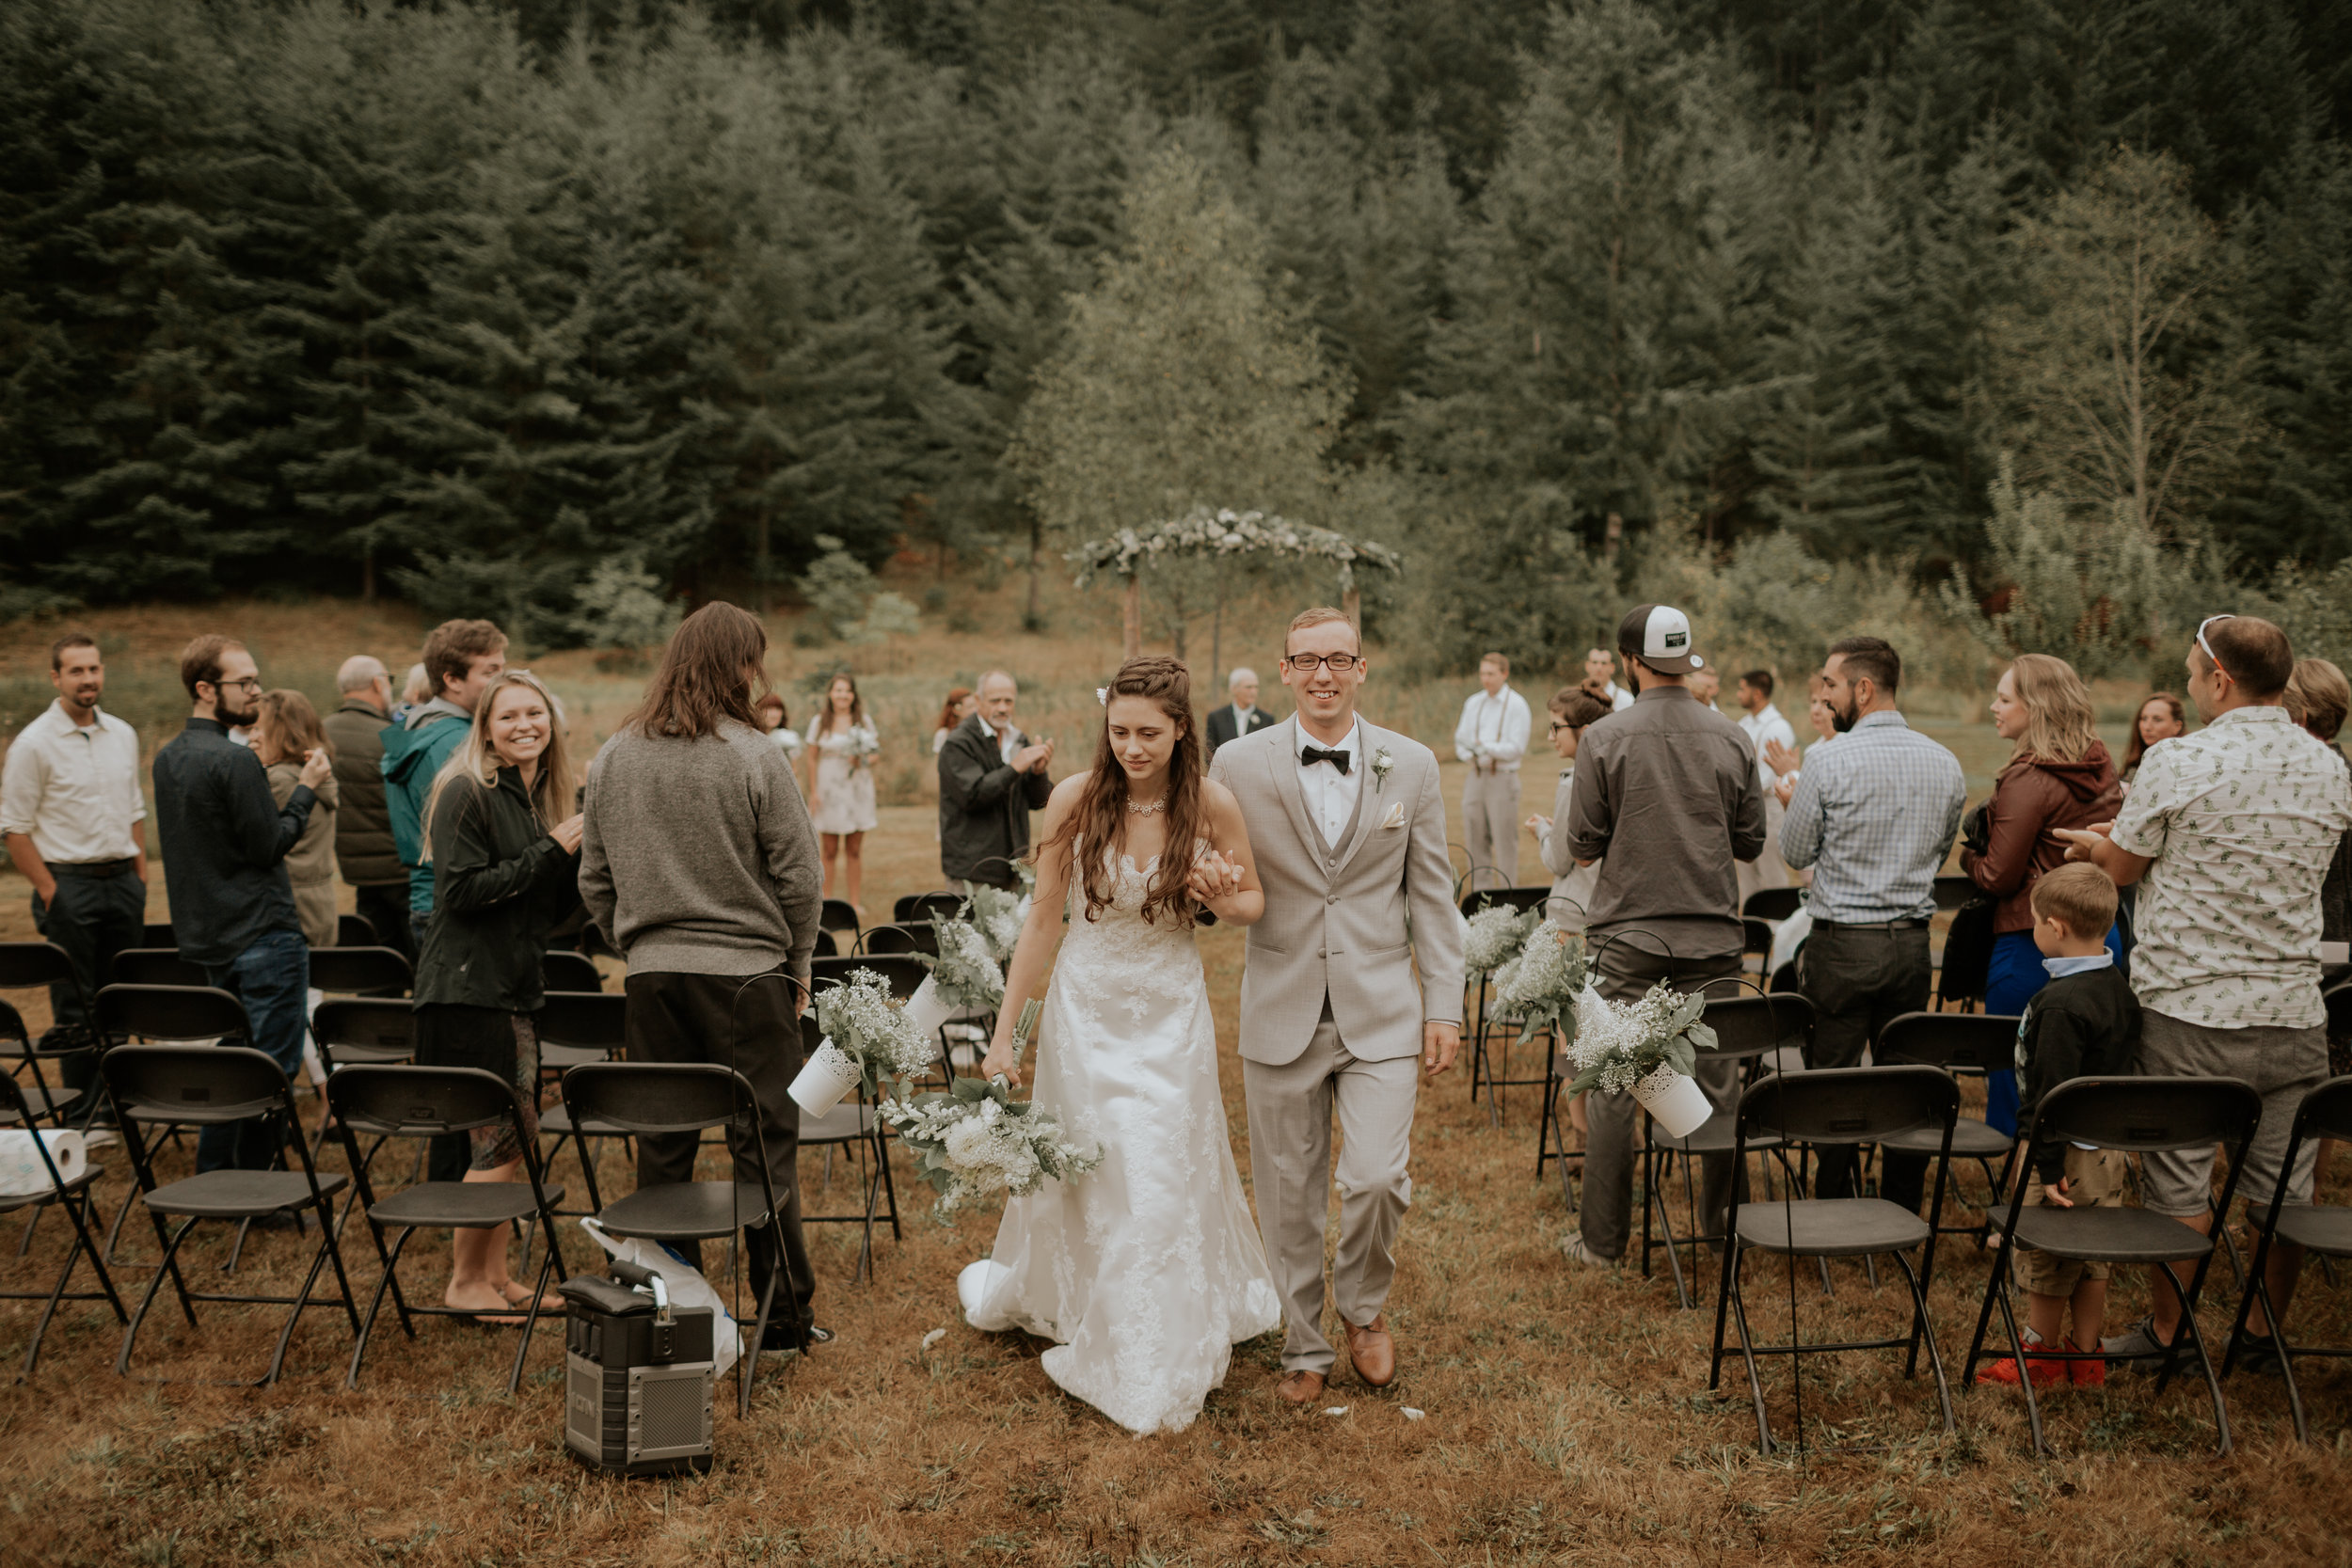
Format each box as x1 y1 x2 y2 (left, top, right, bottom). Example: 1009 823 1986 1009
151 635 332 1172
1779 635 1965 1210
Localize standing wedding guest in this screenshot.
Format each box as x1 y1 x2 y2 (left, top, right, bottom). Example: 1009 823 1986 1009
1689 666 1724 712
939 670 1055 889
1526 688 1611 929
384 620 508 957
412 671 582 1321
390 663 432 727
1 632 146 1126
1582 646 1636 712
151 636 330 1171
2118 691 2186 790
930 689 976 754
2285 659 2352 991
1454 653 1533 892
1559 607 1766 1268
1961 655 2122 1137
1780 636 1966 1210
1206 667 1275 754
254 691 342 950
803 673 878 917
580 603 826 1352
2060 616 2352 1371
755 693 803 760
324 656 411 958
1734 670 1797 905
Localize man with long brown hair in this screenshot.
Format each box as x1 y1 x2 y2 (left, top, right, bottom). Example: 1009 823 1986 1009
580 601 827 1351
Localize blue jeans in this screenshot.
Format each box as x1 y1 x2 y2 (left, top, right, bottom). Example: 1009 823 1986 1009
196 927 310 1172
1980 924 2123 1136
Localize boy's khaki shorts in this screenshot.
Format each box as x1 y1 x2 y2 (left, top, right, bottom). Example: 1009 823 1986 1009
2014 1146 2129 1297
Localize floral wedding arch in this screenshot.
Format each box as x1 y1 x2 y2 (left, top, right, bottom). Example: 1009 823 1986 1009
1068 505 1404 657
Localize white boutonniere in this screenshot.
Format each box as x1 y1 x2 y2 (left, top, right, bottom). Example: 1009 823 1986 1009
1371 747 1395 794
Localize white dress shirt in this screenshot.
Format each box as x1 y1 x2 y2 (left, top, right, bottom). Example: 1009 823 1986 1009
1604 682 1635 713
1738 703 1798 793
1453 686 1533 772
1296 718 1364 846
1230 702 1257 732
0 699 145 863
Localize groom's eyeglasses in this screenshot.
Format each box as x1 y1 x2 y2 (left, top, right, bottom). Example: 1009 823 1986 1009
1283 653 1360 673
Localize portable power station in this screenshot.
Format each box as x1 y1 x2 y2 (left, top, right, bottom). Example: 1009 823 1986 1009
561 1258 715 1477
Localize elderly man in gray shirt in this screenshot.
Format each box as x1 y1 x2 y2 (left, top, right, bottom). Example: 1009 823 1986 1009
1559 605 1767 1268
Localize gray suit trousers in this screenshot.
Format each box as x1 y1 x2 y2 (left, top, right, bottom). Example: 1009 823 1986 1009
1461 766 1521 892
1244 1004 1419 1375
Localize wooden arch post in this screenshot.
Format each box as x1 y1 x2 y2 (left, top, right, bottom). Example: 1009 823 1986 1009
1121 573 1142 660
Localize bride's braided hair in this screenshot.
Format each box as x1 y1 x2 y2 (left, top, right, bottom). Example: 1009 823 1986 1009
1038 655 1204 927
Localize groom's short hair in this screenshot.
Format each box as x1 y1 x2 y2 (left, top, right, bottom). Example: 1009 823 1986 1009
1284 607 1359 656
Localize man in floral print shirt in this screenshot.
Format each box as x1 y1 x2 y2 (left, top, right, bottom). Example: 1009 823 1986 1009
2060 615 2352 1373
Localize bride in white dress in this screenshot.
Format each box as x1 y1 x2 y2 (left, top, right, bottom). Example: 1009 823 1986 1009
962 656 1281 1434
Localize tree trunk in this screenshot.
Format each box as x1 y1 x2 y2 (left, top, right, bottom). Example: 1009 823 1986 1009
1121 574 1141 659
754 502 771 615
361 542 375 604
1211 584 1223 689
1343 584 1361 638
1025 518 1043 629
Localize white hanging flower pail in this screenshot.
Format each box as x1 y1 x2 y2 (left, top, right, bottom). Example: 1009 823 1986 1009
903 976 954 1041
1631 1066 1713 1139
958 1259 1012 1325
789 1038 862 1117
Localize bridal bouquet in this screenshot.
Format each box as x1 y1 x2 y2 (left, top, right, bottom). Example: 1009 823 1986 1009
789 968 940 1116
880 1002 1104 1214
1561 981 1718 1136
1490 919 1589 1043
1463 901 1540 976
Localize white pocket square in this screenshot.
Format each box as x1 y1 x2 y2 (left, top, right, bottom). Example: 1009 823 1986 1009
1379 802 1406 830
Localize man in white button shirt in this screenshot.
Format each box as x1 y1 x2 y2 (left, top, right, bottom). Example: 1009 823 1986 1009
1582 647 1637 712
1 632 148 1120
1734 669 1798 904
1454 653 1533 891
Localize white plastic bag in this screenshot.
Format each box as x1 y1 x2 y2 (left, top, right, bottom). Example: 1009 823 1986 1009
578 1217 740 1376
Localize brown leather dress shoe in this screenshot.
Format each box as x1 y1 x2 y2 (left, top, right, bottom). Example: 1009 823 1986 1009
1276 1369 1327 1405
1344 1315 1396 1386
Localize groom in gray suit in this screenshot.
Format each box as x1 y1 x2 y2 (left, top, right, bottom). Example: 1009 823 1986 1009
1207 607 1466 1405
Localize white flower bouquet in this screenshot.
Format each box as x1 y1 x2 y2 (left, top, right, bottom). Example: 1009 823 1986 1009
922 915 1005 1014
789 967 940 1116
1491 919 1590 1042
958 880 1031 966
1561 981 1719 1136
879 1002 1104 1213
1463 902 1540 976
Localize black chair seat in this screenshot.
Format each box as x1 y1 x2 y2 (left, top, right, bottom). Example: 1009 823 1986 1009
1652 1114 1780 1157
596 1180 772 1242
369 1180 566 1230
2010 1203 2216 1265
0 1162 102 1214
540 1042 610 1069
799 1103 879 1145
143 1168 350 1219
3 1083 83 1119
2270 1203 2352 1258
1735 1197 1930 1259
328 1043 412 1067
1882 1118 2011 1159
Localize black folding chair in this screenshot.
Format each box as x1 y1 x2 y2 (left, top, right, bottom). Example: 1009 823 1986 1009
562 1062 789 1416
308 946 411 997
542 950 603 994
91 983 254 1264
794 1015 899 1281
0 1072 127 1374
0 942 98 1132
811 929 839 958
859 924 938 958
895 893 965 926
1709 1066 1960 1454
329 1065 569 1392
1458 886 1554 1123
809 955 927 1005
102 1044 360 1385
1741 887 1804 924
110 949 210 989
531 991 630 1240
336 911 378 948
818 898 860 942
2223 1074 2352 1443
1875 1011 2023 1248
1740 918 1774 980
141 923 177 950
309 998 418 1197
1963 1075 2263 1456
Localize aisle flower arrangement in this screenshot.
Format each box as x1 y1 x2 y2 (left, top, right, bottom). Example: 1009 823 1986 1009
959 880 1031 965
1463 901 1540 976
1490 918 1589 1042
789 967 940 1115
1561 981 1720 1136
880 1001 1104 1213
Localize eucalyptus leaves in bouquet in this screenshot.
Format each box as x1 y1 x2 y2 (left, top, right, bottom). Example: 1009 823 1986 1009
923 913 1006 1013
1562 982 1717 1098
1463 901 1540 976
878 1001 1103 1214
1490 920 1590 1043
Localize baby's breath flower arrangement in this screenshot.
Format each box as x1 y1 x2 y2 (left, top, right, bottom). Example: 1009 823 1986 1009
880 1001 1103 1214
923 915 1006 1014
1490 919 1590 1043
1463 902 1539 976
811 968 938 1096
958 881 1031 965
1562 982 1717 1101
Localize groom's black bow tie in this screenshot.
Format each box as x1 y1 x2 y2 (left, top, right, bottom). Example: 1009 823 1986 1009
1301 745 1351 774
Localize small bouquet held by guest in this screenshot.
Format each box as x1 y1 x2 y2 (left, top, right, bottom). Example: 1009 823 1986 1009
882 1002 1104 1214
788 968 940 1117
1463 901 1540 976
1561 980 1719 1137
1490 918 1590 1042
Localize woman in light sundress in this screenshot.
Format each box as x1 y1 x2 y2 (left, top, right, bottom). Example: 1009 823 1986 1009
804 673 879 917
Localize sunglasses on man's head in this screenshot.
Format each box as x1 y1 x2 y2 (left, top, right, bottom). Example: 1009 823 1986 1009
2196 614 2237 680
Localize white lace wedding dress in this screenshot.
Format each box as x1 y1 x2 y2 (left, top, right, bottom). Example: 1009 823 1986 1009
961 847 1280 1435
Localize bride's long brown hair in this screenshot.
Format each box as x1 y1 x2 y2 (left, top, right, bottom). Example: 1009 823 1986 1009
1038 655 1204 927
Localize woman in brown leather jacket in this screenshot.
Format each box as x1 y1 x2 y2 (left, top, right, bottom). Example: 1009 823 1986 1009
1962 654 2123 1135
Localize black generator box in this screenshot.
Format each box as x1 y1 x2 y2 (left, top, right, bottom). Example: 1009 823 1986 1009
560 1260 716 1477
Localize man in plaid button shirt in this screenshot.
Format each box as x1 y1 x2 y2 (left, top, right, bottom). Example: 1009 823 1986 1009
1779 635 1966 1208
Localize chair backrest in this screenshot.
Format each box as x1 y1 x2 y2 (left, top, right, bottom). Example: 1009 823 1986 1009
336 911 378 947
310 997 415 1054
562 1061 756 1137
309 945 412 996
95 982 250 1044
538 990 627 1051
1457 886 1551 919
1931 874 1977 911
1740 918 1773 958
111 948 209 989
1876 1010 2021 1075
1703 994 1814 1062
328 1064 525 1139
0 940 77 990
102 1042 288 1125
811 928 839 958
2293 1074 2352 1148
542 950 603 994
0 998 26 1049
819 898 860 934
2026 1076 2263 1156
1741 887 1803 922
142 922 178 950
2326 982 2352 1040
896 892 965 926
809 955 928 1003
861 923 937 958
1738 1065 1958 1147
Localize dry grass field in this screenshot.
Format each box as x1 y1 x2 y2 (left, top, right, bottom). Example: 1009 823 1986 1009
3 587 2350 1565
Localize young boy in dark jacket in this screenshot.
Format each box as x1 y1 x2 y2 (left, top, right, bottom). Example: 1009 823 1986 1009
1979 863 2140 1389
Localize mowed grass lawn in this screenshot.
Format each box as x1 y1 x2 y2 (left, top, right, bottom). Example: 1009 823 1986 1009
2 601 2350 1564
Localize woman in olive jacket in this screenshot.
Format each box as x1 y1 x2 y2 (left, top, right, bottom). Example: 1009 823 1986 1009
415 671 584 1322
1962 655 2122 1137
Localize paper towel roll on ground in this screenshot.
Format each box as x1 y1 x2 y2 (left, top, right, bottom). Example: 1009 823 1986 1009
0 1129 87 1196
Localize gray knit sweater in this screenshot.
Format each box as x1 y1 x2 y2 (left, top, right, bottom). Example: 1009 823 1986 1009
580 719 822 981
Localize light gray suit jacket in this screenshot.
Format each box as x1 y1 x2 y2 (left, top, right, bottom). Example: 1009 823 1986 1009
1211 716 1466 1067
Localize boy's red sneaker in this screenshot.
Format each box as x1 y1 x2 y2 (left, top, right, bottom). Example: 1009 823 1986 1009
1976 1331 2064 1388
2068 1341 2106 1386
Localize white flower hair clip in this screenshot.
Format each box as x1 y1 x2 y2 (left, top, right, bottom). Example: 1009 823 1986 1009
1096 687 1108 706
